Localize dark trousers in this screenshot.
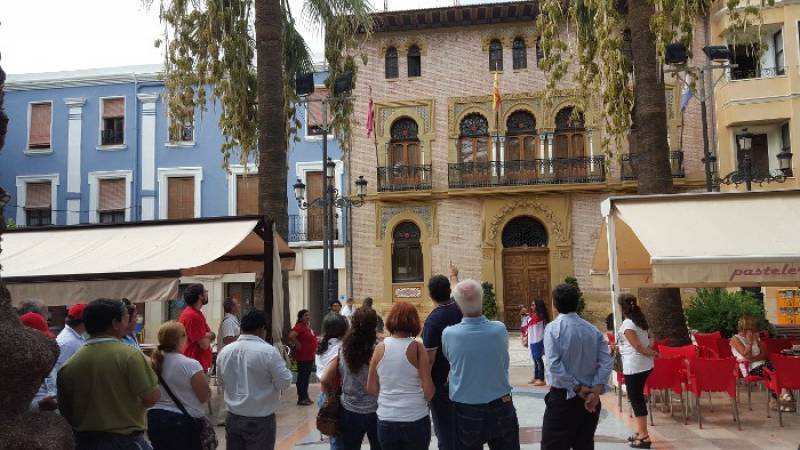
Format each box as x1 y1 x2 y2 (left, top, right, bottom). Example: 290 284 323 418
74 431 152 450
147 409 199 450
377 416 431 450
338 407 381 450
453 396 520 450
533 357 545 381
541 388 601 450
623 369 652 417
226 412 277 450
430 388 455 450
296 360 314 402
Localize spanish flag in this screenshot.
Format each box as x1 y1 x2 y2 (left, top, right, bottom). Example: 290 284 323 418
492 71 502 112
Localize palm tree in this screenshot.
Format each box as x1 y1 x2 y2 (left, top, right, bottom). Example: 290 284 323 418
153 0 372 329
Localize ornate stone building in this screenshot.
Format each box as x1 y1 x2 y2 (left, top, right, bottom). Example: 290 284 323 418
347 2 707 327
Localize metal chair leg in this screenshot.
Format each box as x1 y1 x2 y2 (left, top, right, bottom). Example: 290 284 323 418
681 391 687 425
747 382 752 411
619 385 623 413
649 393 654 426
708 391 713 412
668 390 674 417
766 388 771 419
697 394 702 429
733 396 742 430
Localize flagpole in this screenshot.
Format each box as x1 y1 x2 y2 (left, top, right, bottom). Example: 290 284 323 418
369 86 380 179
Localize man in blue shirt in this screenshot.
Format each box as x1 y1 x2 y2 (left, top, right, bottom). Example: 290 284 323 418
422 263 461 450
541 283 612 450
442 279 519 450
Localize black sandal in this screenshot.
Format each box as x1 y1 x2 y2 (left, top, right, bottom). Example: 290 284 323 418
630 435 651 449
627 433 639 442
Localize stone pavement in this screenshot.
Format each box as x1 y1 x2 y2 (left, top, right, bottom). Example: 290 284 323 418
213 333 800 449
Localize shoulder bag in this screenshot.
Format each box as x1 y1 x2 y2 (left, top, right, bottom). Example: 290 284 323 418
157 373 218 450
316 355 342 437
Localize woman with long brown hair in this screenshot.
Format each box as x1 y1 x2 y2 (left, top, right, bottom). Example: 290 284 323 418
617 294 658 449
321 307 382 450
147 321 211 450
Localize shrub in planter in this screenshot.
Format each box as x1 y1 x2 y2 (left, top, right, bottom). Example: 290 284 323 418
685 288 767 338
564 276 586 316
482 282 498 320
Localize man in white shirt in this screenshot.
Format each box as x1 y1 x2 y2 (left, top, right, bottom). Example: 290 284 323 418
55 303 87 372
217 309 293 450
341 297 355 320
217 298 241 352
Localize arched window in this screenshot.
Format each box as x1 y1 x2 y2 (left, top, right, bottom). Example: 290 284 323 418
407 45 421 77
392 221 423 283
489 39 503 71
458 113 490 164
554 107 587 179
512 38 527 70
502 216 548 248
389 117 420 168
505 111 537 161
385 47 399 79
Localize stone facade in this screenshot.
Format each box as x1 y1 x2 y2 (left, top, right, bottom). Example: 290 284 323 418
348 3 707 326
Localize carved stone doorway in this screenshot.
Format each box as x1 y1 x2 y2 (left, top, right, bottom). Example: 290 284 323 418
501 216 550 329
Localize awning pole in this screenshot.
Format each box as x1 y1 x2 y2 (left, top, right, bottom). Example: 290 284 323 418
263 218 275 342
605 210 622 334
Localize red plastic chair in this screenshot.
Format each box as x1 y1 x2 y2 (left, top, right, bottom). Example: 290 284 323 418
687 358 741 430
716 339 734 359
650 338 670 350
735 359 768 412
765 355 800 427
697 345 720 358
644 356 686 424
694 331 722 350
764 338 793 357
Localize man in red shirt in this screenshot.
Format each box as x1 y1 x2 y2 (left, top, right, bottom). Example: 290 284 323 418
179 284 216 372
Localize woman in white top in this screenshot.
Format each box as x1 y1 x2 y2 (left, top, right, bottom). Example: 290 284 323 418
147 321 211 450
315 312 348 448
617 294 658 449
367 301 434 450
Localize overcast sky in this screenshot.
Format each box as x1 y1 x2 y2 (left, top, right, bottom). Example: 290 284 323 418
0 0 511 75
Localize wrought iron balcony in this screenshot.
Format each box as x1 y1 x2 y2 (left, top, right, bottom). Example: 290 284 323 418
101 129 125 146
620 151 685 181
288 213 338 242
448 157 606 189
729 66 784 81
377 165 432 192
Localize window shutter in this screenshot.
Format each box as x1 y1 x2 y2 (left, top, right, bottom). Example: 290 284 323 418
102 98 125 119
99 178 126 211
236 174 259 215
168 177 195 219
26 182 52 208
29 103 52 148
307 88 329 133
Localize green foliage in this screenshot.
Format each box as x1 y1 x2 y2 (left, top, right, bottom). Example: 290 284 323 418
481 282 498 320
564 276 585 316
685 288 767 338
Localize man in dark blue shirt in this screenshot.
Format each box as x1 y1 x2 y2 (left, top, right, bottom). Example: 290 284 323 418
422 263 461 450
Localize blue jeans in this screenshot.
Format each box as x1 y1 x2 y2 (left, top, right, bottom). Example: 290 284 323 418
74 431 152 450
430 388 455 450
147 409 198 450
338 407 381 450
377 416 431 450
453 396 520 450
530 342 545 381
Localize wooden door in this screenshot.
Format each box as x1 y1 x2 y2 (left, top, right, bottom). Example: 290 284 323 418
390 141 420 186
167 177 194 219
737 134 770 178
502 248 550 329
306 171 324 241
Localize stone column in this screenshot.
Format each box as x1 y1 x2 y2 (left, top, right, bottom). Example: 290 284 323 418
64 98 85 225
137 93 158 220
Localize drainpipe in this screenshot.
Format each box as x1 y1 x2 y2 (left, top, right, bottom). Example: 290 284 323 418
132 72 141 221
704 10 718 178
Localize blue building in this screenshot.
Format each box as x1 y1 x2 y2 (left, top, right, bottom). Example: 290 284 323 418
1 65 347 339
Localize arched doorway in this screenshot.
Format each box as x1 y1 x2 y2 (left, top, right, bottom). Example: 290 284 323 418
501 216 551 328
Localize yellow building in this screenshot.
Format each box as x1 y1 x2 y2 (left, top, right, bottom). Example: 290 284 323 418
711 0 799 324
348 2 707 327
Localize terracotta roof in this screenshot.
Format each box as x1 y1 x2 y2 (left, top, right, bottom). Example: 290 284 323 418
369 1 538 33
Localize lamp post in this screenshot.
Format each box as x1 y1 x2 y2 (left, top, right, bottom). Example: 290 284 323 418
716 128 787 191
294 70 366 310
664 44 734 192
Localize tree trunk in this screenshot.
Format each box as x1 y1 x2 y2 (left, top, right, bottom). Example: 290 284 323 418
254 0 287 331
627 0 690 345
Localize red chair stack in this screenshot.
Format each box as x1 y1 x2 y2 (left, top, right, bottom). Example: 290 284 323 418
644 356 686 425
687 357 741 430
765 354 800 427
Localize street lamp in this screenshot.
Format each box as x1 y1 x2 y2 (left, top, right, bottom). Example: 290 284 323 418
294 73 367 309
717 128 786 191
665 43 733 192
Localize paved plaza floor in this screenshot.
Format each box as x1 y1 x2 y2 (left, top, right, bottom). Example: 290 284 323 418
212 334 800 449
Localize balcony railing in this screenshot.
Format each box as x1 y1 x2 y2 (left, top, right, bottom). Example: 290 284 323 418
377 165 432 192
729 66 784 81
101 129 125 146
288 213 338 243
448 157 606 189
620 151 685 181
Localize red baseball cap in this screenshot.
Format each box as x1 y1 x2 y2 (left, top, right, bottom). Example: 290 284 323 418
20 312 55 338
67 303 86 320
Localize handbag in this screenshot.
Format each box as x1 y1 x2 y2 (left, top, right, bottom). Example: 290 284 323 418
316 357 342 436
157 373 218 450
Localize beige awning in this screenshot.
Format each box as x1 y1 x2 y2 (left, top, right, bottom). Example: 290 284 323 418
591 189 800 289
1 217 295 306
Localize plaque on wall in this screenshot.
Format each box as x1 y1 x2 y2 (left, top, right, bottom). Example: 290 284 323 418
395 287 422 298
